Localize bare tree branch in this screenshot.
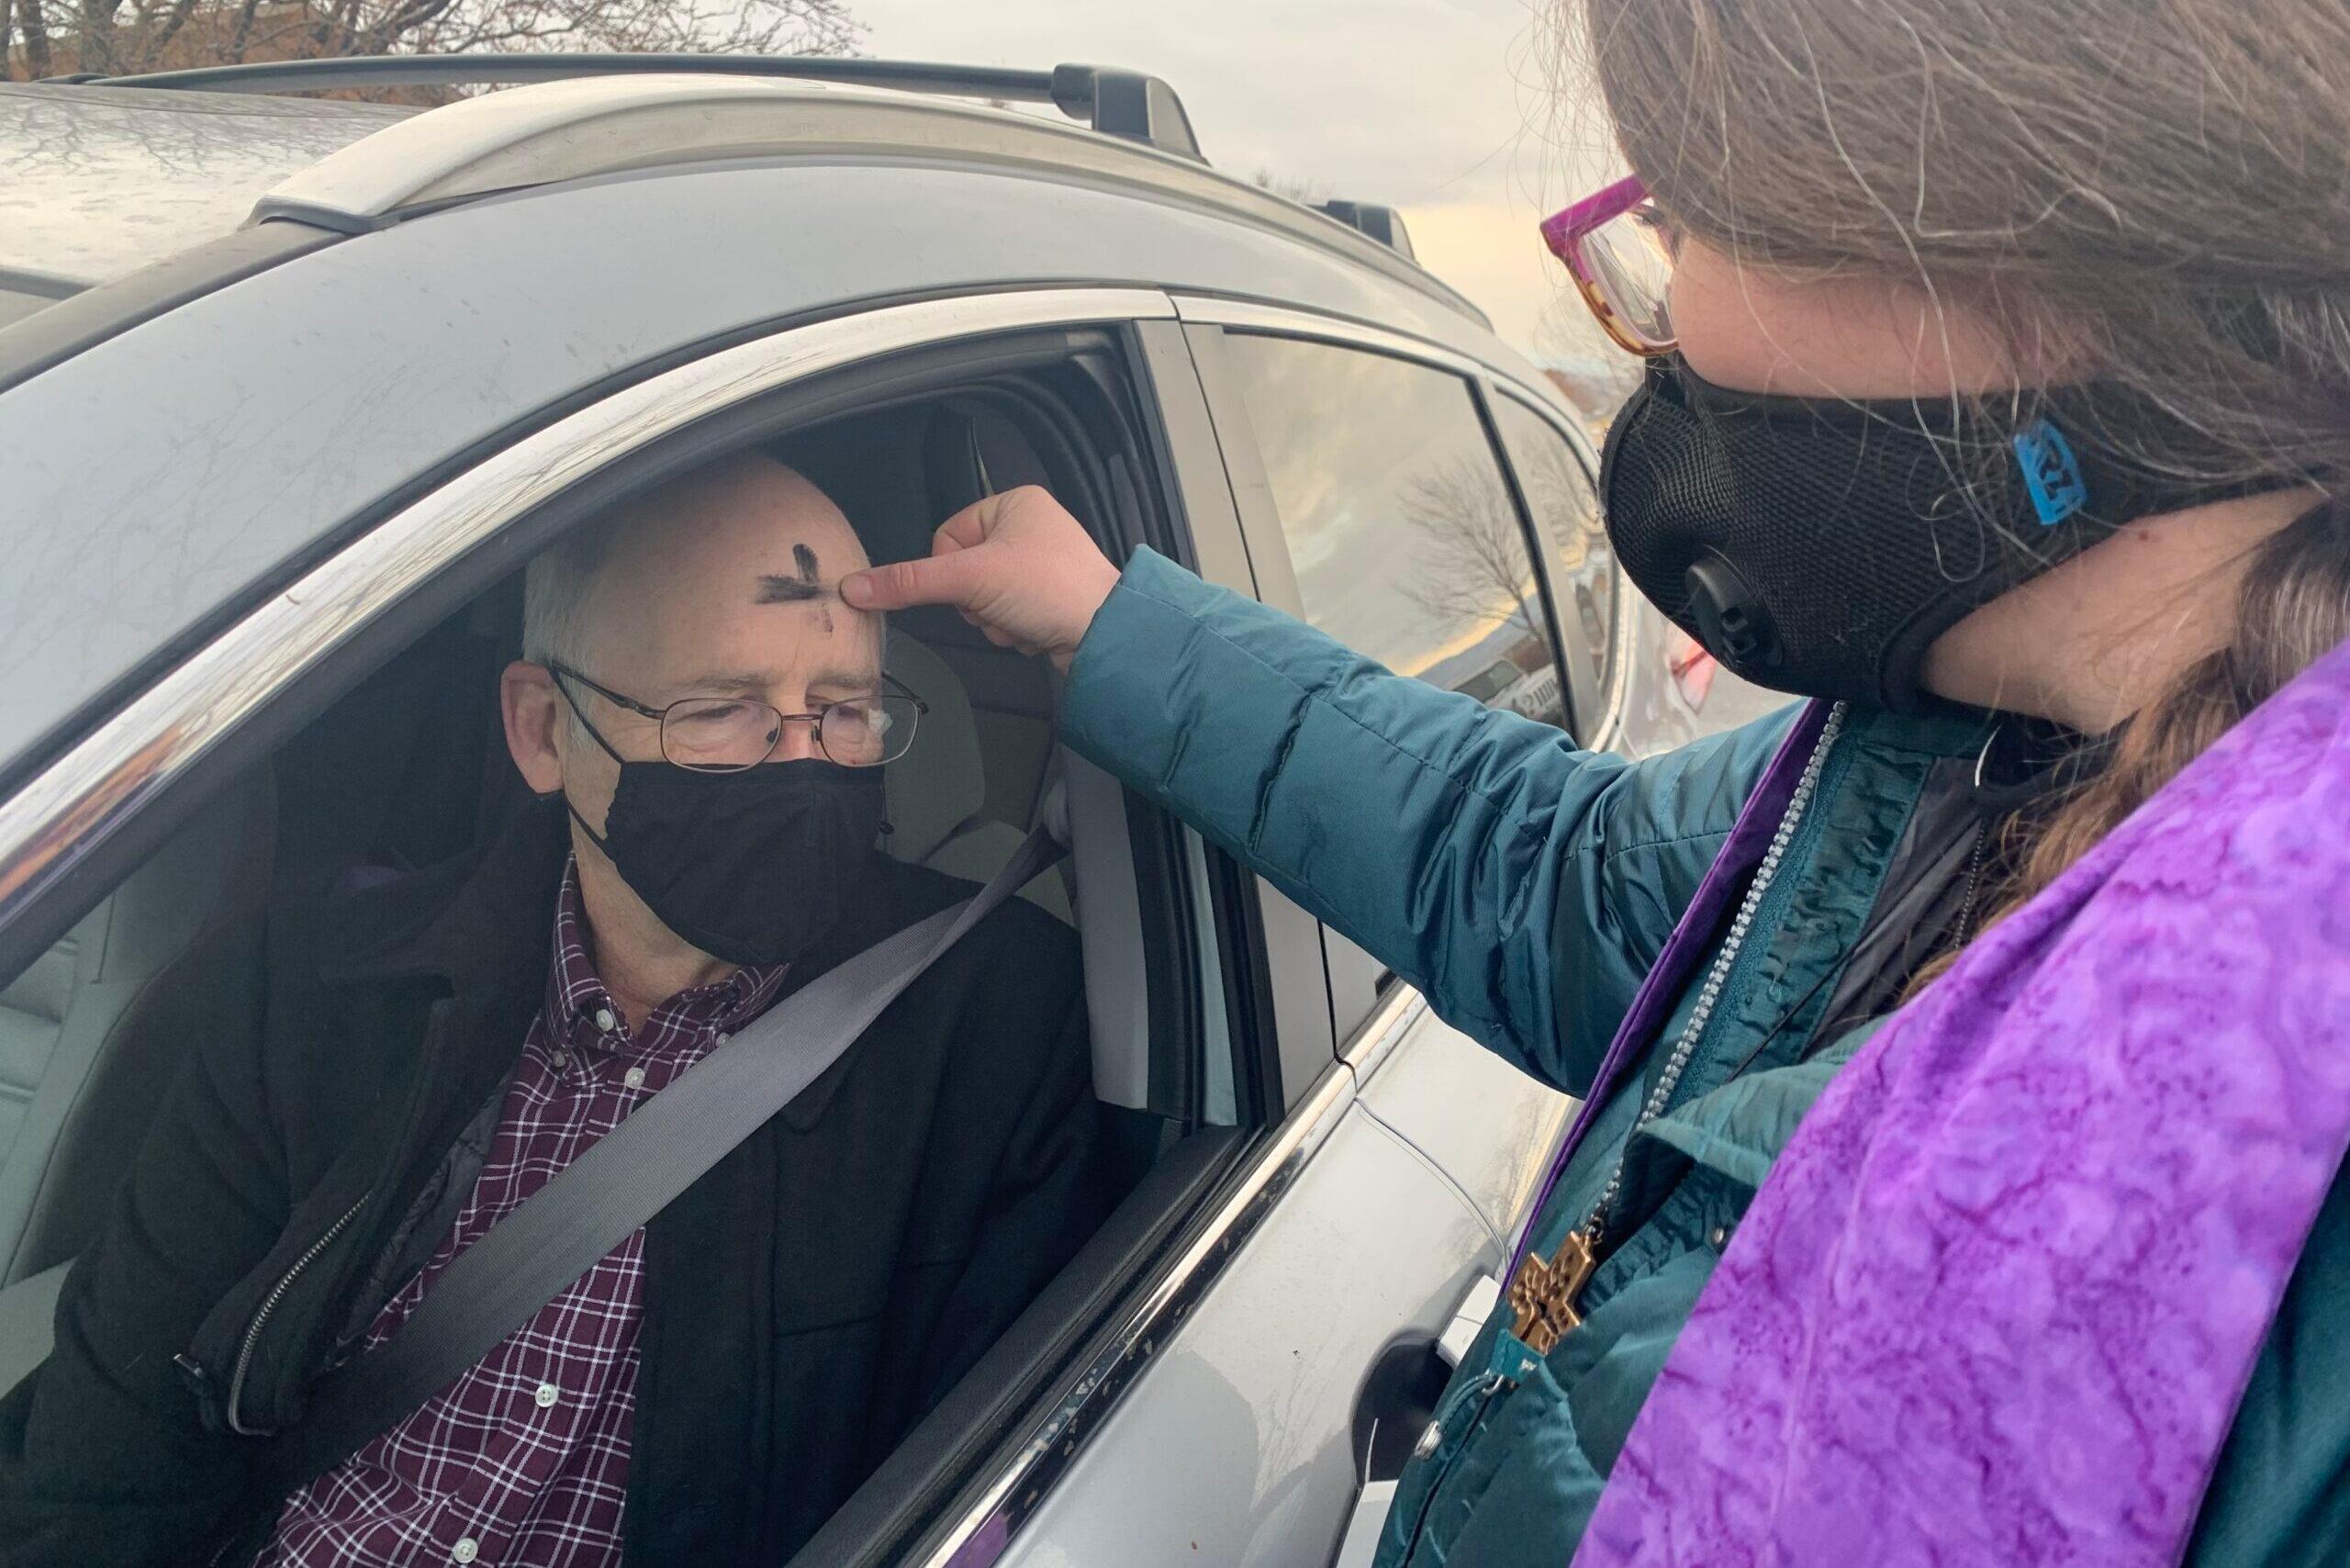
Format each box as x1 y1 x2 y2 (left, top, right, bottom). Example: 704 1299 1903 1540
1395 457 1544 642
150 0 210 56
72 0 121 73
11 0 62 77
11 0 858 84
223 0 263 61
1250 167 1325 205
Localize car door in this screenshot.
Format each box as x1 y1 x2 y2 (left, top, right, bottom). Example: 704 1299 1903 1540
948 301 1582 1568
945 313 1569 1568
913 305 1771 1568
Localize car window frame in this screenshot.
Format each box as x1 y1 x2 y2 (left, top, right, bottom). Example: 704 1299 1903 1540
1486 385 1619 750
1181 312 1585 729
1134 318 1338 1111
1173 300 1589 1046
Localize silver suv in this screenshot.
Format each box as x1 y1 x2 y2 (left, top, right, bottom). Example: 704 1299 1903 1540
0 56 1773 1568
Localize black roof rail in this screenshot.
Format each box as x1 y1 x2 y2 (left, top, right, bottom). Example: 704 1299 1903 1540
71 53 1208 162
1314 200 1416 260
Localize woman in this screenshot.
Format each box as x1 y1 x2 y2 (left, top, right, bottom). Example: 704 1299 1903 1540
845 0 2350 1560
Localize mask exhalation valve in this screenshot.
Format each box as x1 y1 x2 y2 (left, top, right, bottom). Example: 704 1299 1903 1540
1684 554 1781 677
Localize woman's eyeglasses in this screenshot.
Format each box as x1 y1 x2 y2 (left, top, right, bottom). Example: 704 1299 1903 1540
551 664 926 771
1540 174 1679 357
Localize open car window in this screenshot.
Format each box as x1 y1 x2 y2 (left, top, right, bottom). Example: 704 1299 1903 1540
0 312 1280 1565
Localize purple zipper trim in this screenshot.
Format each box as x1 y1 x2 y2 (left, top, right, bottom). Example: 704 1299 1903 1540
1505 700 1830 1278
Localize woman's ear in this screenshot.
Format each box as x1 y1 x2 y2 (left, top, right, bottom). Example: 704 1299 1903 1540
501 660 566 796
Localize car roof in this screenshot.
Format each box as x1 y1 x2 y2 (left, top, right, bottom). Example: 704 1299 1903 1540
0 83 410 310
0 71 1482 328
0 68 1557 784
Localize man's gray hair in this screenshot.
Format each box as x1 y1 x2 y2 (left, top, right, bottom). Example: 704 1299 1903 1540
521 511 627 671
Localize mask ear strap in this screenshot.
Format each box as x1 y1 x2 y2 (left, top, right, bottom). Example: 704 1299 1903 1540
558 791 616 858
552 670 631 766
548 672 627 855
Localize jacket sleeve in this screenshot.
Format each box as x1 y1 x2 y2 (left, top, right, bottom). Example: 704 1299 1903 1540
0 918 282 1566
1060 548 1788 1093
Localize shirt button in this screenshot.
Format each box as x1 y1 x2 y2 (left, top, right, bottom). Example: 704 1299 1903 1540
1708 1225 1731 1249
534 1382 560 1409
714 1031 732 1047
548 1049 569 1071
622 1066 646 1090
451 1540 480 1565
592 1007 617 1034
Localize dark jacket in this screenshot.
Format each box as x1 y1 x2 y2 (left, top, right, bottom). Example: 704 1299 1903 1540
0 800 1105 1565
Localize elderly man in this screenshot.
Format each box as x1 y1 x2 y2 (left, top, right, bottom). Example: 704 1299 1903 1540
0 455 1104 1565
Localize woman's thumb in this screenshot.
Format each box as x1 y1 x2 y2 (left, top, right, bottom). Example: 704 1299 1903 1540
840 549 987 612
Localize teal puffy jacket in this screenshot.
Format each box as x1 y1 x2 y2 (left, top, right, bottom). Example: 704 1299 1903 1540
1060 548 2350 1567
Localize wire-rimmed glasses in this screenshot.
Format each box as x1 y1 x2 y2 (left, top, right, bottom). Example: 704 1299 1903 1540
550 664 925 770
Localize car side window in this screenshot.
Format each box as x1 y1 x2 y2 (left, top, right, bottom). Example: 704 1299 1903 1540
1490 396 1617 700
1218 333 1569 730
0 348 1268 1428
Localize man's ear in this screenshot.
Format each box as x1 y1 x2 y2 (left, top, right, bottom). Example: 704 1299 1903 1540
501 660 566 796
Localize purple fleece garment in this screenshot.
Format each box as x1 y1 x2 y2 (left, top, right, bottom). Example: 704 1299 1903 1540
1579 639 2350 1568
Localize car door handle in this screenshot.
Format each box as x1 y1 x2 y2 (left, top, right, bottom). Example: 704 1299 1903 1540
1331 1478 1399 1568
1436 1273 1501 1369
1329 1273 1501 1567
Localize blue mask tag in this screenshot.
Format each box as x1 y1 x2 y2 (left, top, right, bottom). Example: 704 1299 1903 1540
2013 419 2089 526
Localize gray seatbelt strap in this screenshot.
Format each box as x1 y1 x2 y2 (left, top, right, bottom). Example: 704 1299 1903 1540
272 824 1065 1489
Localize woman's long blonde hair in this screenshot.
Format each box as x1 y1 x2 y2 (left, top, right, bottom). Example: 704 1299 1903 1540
1576 0 2350 973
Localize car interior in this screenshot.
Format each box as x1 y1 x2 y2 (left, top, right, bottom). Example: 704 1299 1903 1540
0 340 1271 1563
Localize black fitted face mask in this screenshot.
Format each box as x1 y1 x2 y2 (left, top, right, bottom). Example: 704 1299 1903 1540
1599 354 2257 711
559 703 887 968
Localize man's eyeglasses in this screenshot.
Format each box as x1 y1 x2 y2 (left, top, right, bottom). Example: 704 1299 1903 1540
1540 174 1679 357
550 664 926 771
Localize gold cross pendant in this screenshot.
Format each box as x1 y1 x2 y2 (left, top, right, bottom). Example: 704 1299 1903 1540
1505 1229 1598 1356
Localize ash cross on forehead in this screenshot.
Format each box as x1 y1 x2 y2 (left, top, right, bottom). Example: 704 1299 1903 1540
756 543 836 632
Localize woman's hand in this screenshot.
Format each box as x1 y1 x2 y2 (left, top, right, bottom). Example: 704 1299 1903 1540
840 487 1122 671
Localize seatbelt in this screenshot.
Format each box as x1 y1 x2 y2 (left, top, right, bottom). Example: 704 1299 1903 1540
269 823 1065 1491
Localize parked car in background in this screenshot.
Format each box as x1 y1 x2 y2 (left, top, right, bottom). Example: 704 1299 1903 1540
0 55 1773 1568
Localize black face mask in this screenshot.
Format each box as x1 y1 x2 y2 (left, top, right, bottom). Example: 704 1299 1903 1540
1599 355 2255 710
559 702 888 968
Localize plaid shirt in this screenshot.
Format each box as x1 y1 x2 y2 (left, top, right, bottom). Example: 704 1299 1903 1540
263 860 788 1568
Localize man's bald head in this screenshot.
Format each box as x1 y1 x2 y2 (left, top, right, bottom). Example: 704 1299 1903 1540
523 453 874 677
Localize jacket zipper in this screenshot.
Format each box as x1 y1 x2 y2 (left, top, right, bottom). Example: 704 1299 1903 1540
1396 707 1853 1567
1582 700 1847 1247
1953 819 1992 946
1394 1372 1509 1562
222 1192 369 1436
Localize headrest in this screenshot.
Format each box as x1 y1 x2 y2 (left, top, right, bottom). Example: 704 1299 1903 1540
922 401 1057 510
882 634 987 864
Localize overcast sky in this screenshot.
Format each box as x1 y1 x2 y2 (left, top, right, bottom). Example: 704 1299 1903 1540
853 0 1622 368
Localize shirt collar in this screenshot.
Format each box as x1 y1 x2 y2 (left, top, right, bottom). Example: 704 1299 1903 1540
544 857 791 1043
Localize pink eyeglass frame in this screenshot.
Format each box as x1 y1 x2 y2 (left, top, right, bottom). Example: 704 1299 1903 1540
1539 173 1677 357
